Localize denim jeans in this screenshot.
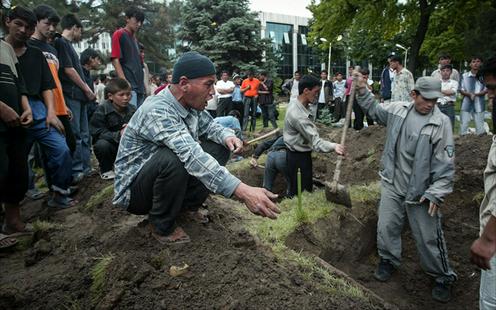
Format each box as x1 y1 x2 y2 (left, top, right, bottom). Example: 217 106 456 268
460 111 486 135
438 104 455 132
243 96 258 131
260 103 278 128
263 150 288 193
65 97 91 177
130 91 145 108
480 255 496 310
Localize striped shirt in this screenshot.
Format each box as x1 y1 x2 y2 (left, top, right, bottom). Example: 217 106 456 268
113 87 241 208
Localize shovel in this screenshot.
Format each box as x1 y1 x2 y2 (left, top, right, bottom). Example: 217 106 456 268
324 70 359 208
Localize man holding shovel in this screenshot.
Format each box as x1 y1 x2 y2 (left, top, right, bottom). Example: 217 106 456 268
355 72 457 303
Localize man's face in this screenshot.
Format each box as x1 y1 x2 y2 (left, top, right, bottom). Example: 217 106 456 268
412 92 436 115
302 86 321 103
336 73 343 81
182 75 216 111
6 17 34 43
294 73 301 81
441 68 451 80
234 77 241 85
36 18 57 40
248 74 254 81
320 72 328 80
259 74 266 81
484 74 496 99
390 61 399 70
439 57 451 65
167 74 173 83
126 17 142 33
88 57 101 70
73 26 82 42
470 58 482 71
221 72 229 81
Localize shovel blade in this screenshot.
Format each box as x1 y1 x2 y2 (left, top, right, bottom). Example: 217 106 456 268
325 182 352 208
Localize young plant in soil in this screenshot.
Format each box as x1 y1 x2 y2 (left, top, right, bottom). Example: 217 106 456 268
90 253 115 304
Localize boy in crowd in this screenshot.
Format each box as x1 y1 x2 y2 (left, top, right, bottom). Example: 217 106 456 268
80 48 101 121
282 71 301 102
90 78 136 180
315 70 333 121
352 68 374 130
0 28 33 238
30 4 75 154
111 6 145 107
431 53 460 82
283 75 345 197
332 72 346 123
258 71 277 128
437 64 458 130
55 13 95 183
241 70 260 131
215 70 235 117
230 74 244 122
5 6 74 209
390 55 415 102
459 56 487 135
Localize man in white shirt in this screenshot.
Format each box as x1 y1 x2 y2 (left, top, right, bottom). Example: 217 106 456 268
431 53 460 83
313 70 333 121
332 72 346 122
437 64 458 130
215 70 235 116
282 71 301 103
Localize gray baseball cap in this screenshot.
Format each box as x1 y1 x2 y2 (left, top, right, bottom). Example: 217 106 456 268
414 77 443 99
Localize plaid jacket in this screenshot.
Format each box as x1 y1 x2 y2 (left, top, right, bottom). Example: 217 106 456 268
113 87 240 208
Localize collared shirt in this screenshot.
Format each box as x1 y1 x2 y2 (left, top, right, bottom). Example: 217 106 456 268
215 79 235 98
460 71 486 113
232 85 243 102
113 87 240 208
437 79 458 106
480 137 496 234
333 80 346 100
391 67 415 102
431 66 460 82
283 97 336 153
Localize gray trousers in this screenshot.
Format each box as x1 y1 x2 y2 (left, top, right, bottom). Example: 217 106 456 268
480 255 496 309
377 181 457 284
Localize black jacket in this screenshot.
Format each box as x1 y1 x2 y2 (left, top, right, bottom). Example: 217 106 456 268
90 100 136 144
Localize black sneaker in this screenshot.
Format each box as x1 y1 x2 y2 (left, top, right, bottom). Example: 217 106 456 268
374 259 395 282
432 282 452 303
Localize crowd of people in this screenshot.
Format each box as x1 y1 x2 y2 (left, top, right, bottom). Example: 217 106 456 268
1 3 496 309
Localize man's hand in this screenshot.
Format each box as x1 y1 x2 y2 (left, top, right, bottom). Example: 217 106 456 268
250 157 258 167
420 196 438 216
470 93 476 101
0 104 21 127
85 89 96 101
67 108 73 121
352 71 368 90
46 113 65 135
225 136 243 154
470 236 496 270
234 183 280 219
334 144 346 156
20 109 33 127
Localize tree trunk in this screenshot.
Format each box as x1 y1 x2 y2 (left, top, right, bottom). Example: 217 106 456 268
408 0 436 76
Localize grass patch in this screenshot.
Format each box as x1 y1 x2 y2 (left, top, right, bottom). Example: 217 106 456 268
473 191 485 205
90 253 114 304
32 220 62 232
227 154 267 174
350 182 381 203
81 185 114 212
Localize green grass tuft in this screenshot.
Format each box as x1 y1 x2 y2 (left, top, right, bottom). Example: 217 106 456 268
32 220 62 232
82 185 114 212
350 182 381 203
473 191 485 205
90 253 114 304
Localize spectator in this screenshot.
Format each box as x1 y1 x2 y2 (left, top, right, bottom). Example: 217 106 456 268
283 75 344 197
431 53 461 82
29 4 75 154
332 72 346 122
0 34 33 237
205 94 218 118
95 73 107 104
459 56 487 135
282 71 301 101
215 70 235 116
6 6 74 209
231 74 244 122
139 43 152 97
437 64 458 130
55 13 95 183
150 74 160 95
351 68 375 130
80 48 101 121
315 70 333 122
380 54 395 104
111 6 145 107
90 78 135 180
241 70 260 131
250 135 288 194
258 71 277 128
153 71 172 95
390 55 415 103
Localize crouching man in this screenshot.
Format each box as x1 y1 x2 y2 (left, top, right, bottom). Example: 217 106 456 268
113 52 280 244
355 74 457 302
90 78 135 180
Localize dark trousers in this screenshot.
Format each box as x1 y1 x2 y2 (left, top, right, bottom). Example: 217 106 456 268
438 104 455 132
350 98 374 130
286 150 313 197
333 98 345 120
242 96 258 131
217 97 232 117
58 115 76 155
93 139 118 173
260 103 278 128
316 102 327 120
232 101 244 123
127 140 230 235
0 128 28 204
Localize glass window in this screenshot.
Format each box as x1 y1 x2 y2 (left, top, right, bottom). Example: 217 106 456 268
266 22 294 80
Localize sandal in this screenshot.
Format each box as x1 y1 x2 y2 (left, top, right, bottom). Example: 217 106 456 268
187 208 209 224
48 195 78 209
2 223 34 237
148 224 191 245
0 233 17 249
100 171 116 180
25 188 46 200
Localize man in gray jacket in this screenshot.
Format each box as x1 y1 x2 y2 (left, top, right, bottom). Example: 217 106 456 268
355 74 456 303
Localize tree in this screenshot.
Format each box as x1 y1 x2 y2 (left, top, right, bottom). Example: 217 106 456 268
177 0 272 74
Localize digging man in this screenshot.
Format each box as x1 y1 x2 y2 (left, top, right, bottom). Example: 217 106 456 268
113 51 280 244
354 73 457 303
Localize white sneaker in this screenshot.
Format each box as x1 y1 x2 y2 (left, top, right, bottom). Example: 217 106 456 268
100 170 116 180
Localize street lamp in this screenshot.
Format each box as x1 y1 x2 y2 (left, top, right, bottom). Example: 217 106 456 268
395 43 410 67
320 35 342 75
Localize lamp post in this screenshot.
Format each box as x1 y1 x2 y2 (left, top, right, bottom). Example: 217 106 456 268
320 35 342 75
395 43 410 67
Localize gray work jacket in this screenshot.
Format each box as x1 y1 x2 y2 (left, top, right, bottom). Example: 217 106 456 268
356 90 455 205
